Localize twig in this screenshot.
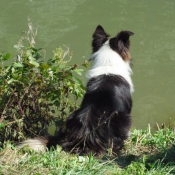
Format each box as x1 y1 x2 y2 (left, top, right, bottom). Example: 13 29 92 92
156 122 160 131
69 110 118 153
6 118 23 126
20 75 36 103
0 77 16 123
0 95 13 123
148 123 151 135
14 93 24 116
24 124 40 137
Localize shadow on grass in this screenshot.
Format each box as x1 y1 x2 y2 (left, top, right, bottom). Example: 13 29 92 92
145 145 175 165
102 144 175 170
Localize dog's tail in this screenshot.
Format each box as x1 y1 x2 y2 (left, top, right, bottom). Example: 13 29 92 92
17 137 49 152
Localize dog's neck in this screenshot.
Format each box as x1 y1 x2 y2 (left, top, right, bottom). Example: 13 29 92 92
86 40 134 93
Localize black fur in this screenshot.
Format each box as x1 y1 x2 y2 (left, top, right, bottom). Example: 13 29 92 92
92 25 110 52
50 75 132 155
110 31 134 61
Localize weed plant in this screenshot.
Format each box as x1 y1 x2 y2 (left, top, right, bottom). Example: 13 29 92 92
0 20 87 146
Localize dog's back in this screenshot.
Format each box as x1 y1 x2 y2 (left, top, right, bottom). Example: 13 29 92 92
59 74 132 154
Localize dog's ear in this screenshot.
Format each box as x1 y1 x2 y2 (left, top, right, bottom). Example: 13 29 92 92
109 31 134 61
116 31 134 48
92 25 109 52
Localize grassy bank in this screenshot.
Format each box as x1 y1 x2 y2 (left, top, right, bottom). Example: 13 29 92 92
1 126 175 175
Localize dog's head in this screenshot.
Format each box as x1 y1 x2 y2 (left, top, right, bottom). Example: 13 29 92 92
92 25 134 61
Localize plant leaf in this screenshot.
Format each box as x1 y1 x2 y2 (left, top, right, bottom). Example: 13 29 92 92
3 53 11 60
13 62 23 68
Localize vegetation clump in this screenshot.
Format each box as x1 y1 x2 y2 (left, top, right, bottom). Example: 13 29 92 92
0 21 87 146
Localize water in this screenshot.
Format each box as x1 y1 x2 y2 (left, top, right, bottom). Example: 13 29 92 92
1 0 175 129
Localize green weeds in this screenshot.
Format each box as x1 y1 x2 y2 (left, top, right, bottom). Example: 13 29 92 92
0 21 87 145
0 127 175 175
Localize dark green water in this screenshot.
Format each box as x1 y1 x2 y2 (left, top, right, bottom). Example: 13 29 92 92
1 0 175 129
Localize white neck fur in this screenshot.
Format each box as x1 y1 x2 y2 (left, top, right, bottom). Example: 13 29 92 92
86 40 134 93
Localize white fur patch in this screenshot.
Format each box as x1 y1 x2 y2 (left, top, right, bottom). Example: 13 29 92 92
17 137 48 152
87 40 134 93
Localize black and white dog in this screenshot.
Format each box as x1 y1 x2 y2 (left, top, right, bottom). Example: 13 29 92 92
20 25 134 155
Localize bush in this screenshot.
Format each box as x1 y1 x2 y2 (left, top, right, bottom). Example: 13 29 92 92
0 21 87 146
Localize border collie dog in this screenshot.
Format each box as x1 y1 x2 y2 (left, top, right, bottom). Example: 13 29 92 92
20 25 134 155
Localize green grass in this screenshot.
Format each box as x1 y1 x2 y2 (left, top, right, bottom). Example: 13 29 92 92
1 127 175 175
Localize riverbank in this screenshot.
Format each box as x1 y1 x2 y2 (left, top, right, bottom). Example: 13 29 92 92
1 127 175 175
1 22 175 174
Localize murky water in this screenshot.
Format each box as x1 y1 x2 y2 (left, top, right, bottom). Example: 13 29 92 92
1 0 175 129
